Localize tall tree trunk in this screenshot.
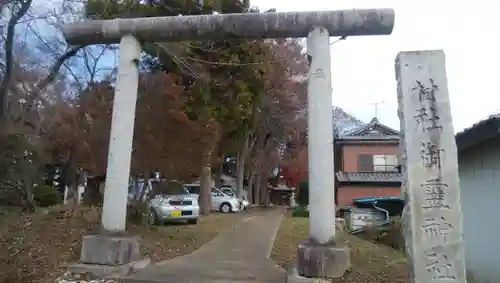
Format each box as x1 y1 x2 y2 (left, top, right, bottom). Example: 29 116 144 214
199 149 213 215
236 152 245 198
84 177 103 206
62 155 78 207
214 161 223 189
68 171 79 206
247 171 254 204
20 158 36 212
254 167 261 206
259 171 269 207
236 136 256 198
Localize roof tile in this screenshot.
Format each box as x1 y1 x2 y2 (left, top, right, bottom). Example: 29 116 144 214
336 172 402 183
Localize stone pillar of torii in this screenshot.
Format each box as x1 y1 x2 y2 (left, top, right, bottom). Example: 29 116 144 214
62 9 396 280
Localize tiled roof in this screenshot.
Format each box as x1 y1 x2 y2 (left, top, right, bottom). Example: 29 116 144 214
455 114 500 137
337 135 400 141
455 114 500 151
336 172 402 183
344 117 400 137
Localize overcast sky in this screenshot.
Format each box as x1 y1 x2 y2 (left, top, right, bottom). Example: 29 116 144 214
250 0 498 132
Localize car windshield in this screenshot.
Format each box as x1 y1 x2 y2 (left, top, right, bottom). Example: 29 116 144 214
150 180 187 195
186 185 200 194
221 187 235 197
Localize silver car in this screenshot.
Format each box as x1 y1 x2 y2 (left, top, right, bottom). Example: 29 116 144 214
185 184 241 213
221 186 249 210
148 180 200 224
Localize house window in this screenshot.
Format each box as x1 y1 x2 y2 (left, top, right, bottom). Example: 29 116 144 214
373 155 399 172
358 155 374 172
357 154 399 172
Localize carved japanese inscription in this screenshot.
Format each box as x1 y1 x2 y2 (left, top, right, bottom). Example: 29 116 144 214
420 141 445 169
396 50 466 283
421 215 454 242
412 78 438 102
421 178 450 210
424 248 458 281
412 78 443 132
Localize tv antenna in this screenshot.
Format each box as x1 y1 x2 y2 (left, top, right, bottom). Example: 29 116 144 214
367 101 386 119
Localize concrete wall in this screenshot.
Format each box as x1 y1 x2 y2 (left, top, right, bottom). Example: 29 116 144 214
458 137 500 283
342 144 399 172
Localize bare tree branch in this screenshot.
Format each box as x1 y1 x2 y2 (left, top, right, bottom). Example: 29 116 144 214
0 0 33 127
24 45 84 109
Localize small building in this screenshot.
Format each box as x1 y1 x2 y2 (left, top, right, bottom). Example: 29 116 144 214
218 174 237 189
456 114 500 283
334 118 402 207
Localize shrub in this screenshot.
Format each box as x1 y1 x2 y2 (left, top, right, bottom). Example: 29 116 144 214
296 180 309 206
357 217 405 251
291 205 309 218
127 201 150 225
34 185 62 207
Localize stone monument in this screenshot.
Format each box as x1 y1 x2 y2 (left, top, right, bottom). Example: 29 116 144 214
290 191 297 208
395 50 467 283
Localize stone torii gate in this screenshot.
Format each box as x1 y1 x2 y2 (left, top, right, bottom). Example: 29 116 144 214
62 9 395 280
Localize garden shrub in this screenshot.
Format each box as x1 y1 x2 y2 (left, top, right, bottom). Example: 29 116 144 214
296 180 309 206
357 217 405 251
34 185 62 207
291 205 309 218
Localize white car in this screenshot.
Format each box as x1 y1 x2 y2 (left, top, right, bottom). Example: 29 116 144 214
185 184 241 213
221 186 249 210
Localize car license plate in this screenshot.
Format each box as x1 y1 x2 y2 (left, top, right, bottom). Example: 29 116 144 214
171 210 181 217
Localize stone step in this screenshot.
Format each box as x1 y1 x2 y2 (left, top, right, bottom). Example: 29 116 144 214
120 264 285 283
120 277 282 283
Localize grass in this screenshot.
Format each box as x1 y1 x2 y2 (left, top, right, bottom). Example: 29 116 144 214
0 205 241 283
271 216 410 283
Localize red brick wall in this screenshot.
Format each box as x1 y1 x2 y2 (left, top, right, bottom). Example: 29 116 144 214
342 144 399 172
337 185 401 207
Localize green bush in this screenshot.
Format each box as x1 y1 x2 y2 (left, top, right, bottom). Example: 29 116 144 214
34 185 62 207
291 205 309 218
297 180 309 206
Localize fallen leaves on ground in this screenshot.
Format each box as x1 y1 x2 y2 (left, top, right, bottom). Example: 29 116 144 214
0 206 241 283
271 216 410 283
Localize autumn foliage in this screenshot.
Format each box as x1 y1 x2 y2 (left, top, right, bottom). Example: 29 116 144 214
1 0 310 212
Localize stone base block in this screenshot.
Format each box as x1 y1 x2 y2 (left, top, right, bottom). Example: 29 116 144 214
68 259 150 278
80 234 141 265
286 266 331 283
296 240 350 279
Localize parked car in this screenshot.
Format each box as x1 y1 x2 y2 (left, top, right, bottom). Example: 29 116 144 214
220 185 249 210
185 184 241 213
148 180 200 225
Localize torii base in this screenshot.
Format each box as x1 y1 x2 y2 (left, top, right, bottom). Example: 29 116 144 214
67 233 149 278
287 240 350 282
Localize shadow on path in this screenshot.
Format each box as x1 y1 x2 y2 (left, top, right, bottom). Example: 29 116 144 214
121 209 286 283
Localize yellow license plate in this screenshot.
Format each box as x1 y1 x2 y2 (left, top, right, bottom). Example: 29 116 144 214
171 210 181 217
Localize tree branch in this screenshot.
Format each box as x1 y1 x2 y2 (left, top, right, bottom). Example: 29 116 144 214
25 45 84 109
0 0 33 125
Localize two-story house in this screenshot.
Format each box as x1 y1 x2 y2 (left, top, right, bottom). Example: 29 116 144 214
334 118 402 207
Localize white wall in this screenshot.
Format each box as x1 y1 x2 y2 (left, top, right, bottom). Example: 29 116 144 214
459 138 500 283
